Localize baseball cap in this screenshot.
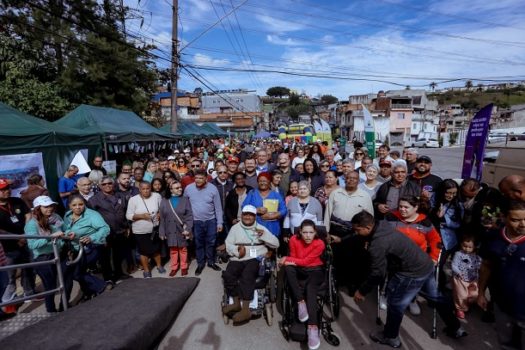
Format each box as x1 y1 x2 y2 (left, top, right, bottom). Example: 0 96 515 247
33 196 57 207
0 178 10 190
379 159 392 167
227 156 239 164
241 205 257 215
167 155 176 160
174 149 180 154
416 155 432 163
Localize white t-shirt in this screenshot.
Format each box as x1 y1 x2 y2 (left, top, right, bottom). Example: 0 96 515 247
126 192 162 234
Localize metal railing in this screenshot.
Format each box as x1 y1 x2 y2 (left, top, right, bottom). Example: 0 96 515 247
0 234 84 311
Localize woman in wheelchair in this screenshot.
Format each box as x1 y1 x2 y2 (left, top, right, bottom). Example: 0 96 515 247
222 205 279 325
279 219 325 350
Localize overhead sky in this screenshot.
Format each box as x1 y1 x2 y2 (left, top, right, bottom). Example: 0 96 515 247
124 0 525 99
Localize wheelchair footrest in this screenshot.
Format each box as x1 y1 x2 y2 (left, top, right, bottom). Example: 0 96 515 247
288 321 307 342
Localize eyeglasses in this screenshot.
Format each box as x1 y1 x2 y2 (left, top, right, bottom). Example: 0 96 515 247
218 171 227 174
172 186 182 190
191 165 200 168
100 182 113 186
320 164 329 168
355 153 364 156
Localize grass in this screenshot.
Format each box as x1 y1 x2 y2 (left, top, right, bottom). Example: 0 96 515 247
428 86 525 109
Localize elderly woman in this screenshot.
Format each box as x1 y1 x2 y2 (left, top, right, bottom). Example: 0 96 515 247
159 180 193 277
243 172 287 237
63 194 109 300
126 181 164 278
284 181 324 234
25 196 65 312
358 164 381 200
143 160 158 183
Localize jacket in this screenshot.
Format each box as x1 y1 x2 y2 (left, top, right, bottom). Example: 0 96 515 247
285 235 325 268
63 208 110 249
211 178 234 210
300 173 325 195
384 211 442 262
224 186 253 226
373 179 421 219
88 192 129 235
25 214 64 258
159 197 193 247
226 222 279 261
358 220 435 295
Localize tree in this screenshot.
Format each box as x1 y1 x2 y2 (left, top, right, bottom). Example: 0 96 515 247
320 94 338 105
288 93 301 105
429 82 437 92
465 80 473 90
266 86 290 98
476 83 484 92
405 85 411 90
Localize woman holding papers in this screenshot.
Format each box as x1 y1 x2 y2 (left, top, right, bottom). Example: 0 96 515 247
243 172 287 237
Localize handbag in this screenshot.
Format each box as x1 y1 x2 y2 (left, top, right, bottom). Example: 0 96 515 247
141 197 160 241
329 214 354 237
169 199 191 240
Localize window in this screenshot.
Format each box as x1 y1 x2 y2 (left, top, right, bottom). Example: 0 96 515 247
397 113 405 119
413 123 417 129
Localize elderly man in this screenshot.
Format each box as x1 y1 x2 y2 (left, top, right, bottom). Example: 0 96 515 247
255 149 275 175
373 145 394 166
184 169 223 275
478 200 525 350
326 171 373 294
77 177 94 202
58 165 79 207
374 161 421 220
277 153 300 195
87 156 107 187
499 175 525 201
404 148 418 174
222 205 279 325
338 159 355 187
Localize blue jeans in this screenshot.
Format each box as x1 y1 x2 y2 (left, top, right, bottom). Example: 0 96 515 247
33 254 59 312
384 270 460 338
65 244 106 298
193 219 217 267
3 248 35 299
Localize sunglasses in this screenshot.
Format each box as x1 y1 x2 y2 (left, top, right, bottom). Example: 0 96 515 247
218 171 227 174
191 165 200 168
320 164 329 167
100 182 113 186
355 153 364 156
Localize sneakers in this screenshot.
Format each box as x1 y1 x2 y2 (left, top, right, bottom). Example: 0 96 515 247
455 310 465 319
409 300 421 315
307 327 321 350
379 295 387 310
157 266 166 274
143 271 152 278
298 301 309 322
208 263 222 271
1 285 17 303
169 269 178 277
181 269 188 276
445 326 468 339
370 331 402 348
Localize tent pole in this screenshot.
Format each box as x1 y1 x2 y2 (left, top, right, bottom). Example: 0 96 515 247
103 138 109 161
153 141 156 158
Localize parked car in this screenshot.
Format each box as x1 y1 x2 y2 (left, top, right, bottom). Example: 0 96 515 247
483 144 525 187
412 137 439 148
488 133 507 144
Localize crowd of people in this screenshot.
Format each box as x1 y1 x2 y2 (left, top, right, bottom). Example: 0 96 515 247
0 138 524 350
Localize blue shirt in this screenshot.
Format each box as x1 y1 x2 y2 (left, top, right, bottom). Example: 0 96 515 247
184 183 223 226
58 176 77 207
242 189 287 237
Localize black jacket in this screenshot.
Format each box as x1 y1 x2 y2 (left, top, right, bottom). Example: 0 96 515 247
88 192 129 235
224 186 253 226
211 178 234 211
358 221 434 295
373 180 421 219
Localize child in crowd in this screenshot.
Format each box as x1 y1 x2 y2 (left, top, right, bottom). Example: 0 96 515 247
451 235 482 319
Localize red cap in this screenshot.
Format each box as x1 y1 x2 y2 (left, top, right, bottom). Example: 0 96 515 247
0 179 10 190
227 156 239 164
379 159 392 167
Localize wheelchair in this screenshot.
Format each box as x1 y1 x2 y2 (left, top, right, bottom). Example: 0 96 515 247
221 253 278 326
278 244 341 346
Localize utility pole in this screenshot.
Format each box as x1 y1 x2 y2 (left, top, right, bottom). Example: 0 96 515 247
170 0 179 133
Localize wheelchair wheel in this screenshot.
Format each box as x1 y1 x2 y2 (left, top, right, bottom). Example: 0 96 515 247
264 303 273 326
328 265 340 320
323 332 341 346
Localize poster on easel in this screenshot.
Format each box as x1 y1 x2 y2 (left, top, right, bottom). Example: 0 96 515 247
0 152 46 197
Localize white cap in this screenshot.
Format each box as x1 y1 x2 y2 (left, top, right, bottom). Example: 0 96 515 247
241 205 257 215
33 196 57 208
174 149 180 153
167 155 176 160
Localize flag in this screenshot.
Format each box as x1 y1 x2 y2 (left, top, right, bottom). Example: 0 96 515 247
362 104 376 158
461 103 493 180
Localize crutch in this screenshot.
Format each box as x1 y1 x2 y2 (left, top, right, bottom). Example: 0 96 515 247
431 250 443 339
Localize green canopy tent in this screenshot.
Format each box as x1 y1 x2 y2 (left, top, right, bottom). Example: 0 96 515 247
0 102 102 200
199 123 228 137
160 120 212 137
55 104 179 143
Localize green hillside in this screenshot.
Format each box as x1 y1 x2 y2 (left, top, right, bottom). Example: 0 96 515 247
429 86 525 109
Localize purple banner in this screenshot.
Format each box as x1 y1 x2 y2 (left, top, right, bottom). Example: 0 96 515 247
461 103 493 180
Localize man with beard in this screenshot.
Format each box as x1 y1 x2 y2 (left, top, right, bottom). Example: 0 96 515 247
277 153 300 195
408 155 442 209
226 156 240 178
89 176 130 284
374 161 420 220
244 158 258 189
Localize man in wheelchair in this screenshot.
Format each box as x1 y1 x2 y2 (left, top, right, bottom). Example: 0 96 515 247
222 205 279 325
279 219 326 350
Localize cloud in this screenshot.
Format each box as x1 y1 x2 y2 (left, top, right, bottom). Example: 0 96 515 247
192 53 230 66
255 14 308 32
266 35 304 46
